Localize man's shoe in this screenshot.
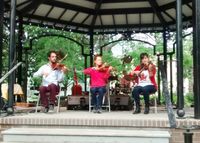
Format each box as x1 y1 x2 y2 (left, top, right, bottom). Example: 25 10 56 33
133 104 141 114
43 107 49 113
93 109 97 113
144 107 149 114
97 107 102 114
92 106 98 113
97 109 102 114
133 109 141 114
49 104 55 111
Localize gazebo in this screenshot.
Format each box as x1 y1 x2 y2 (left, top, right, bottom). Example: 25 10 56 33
0 0 200 119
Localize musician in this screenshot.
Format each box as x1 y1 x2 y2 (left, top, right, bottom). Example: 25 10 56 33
130 53 157 114
83 54 113 113
33 50 67 113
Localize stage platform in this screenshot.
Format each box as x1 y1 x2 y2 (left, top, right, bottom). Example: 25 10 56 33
0 107 200 143
0 107 197 127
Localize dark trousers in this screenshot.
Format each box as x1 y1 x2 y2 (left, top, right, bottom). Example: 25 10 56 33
132 85 157 106
90 86 106 109
39 83 59 107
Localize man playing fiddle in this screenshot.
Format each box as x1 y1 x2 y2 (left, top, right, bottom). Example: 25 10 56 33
130 53 157 114
33 50 68 113
83 54 113 113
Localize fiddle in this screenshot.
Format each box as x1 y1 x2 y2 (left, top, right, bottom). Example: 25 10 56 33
129 62 155 78
51 63 68 73
51 63 65 70
140 61 155 71
138 61 155 77
52 52 68 72
96 63 113 72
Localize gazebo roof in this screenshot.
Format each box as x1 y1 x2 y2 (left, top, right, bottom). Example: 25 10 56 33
4 0 192 34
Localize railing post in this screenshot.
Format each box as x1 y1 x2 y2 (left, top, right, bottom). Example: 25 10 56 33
193 0 200 119
184 129 193 143
0 0 4 113
89 32 94 67
8 0 16 114
176 0 185 118
180 125 200 143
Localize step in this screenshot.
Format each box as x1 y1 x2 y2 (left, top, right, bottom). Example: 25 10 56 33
2 128 170 143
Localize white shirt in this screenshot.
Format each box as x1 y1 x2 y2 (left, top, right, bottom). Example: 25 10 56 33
137 70 153 87
33 63 65 86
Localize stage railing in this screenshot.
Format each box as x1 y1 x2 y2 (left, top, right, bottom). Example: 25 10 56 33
0 62 22 84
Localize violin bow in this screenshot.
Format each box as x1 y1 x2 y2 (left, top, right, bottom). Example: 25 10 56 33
58 54 68 63
52 54 68 71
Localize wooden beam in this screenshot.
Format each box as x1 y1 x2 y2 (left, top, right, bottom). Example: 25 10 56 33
23 14 89 28
40 6 54 24
76 14 91 30
90 0 103 30
148 0 167 26
163 11 175 22
22 20 89 34
44 1 94 14
87 0 148 3
20 0 48 15
64 11 79 29
160 0 191 11
53 9 67 26
112 15 117 33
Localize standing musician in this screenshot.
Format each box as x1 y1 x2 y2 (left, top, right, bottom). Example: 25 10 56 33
83 54 113 113
33 50 68 113
130 53 157 114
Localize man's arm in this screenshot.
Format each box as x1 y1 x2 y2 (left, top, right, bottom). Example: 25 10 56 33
33 66 44 77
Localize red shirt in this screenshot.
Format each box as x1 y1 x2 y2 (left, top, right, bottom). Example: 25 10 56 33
131 65 157 89
83 67 110 87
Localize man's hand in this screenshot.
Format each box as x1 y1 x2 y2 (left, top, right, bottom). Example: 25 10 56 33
61 66 68 74
42 71 49 77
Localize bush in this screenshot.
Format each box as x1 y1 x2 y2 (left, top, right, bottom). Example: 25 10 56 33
156 93 177 105
184 92 194 107
31 77 42 87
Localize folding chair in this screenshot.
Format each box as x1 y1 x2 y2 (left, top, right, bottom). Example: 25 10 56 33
131 85 157 113
35 85 62 113
138 92 157 113
89 84 111 112
150 92 158 113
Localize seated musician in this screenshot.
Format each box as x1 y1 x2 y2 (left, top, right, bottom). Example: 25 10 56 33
83 54 113 113
130 53 157 114
33 50 68 113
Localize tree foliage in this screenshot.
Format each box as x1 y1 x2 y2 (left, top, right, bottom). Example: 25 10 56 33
23 26 88 83
1 25 193 90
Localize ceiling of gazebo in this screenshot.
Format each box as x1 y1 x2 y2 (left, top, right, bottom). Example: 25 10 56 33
4 0 192 34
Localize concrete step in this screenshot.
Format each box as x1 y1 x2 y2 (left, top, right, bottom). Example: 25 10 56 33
2 127 170 143
0 142 25 143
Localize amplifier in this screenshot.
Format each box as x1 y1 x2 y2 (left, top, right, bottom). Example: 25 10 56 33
110 95 132 110
110 95 130 106
67 95 132 110
67 96 89 110
67 96 89 105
